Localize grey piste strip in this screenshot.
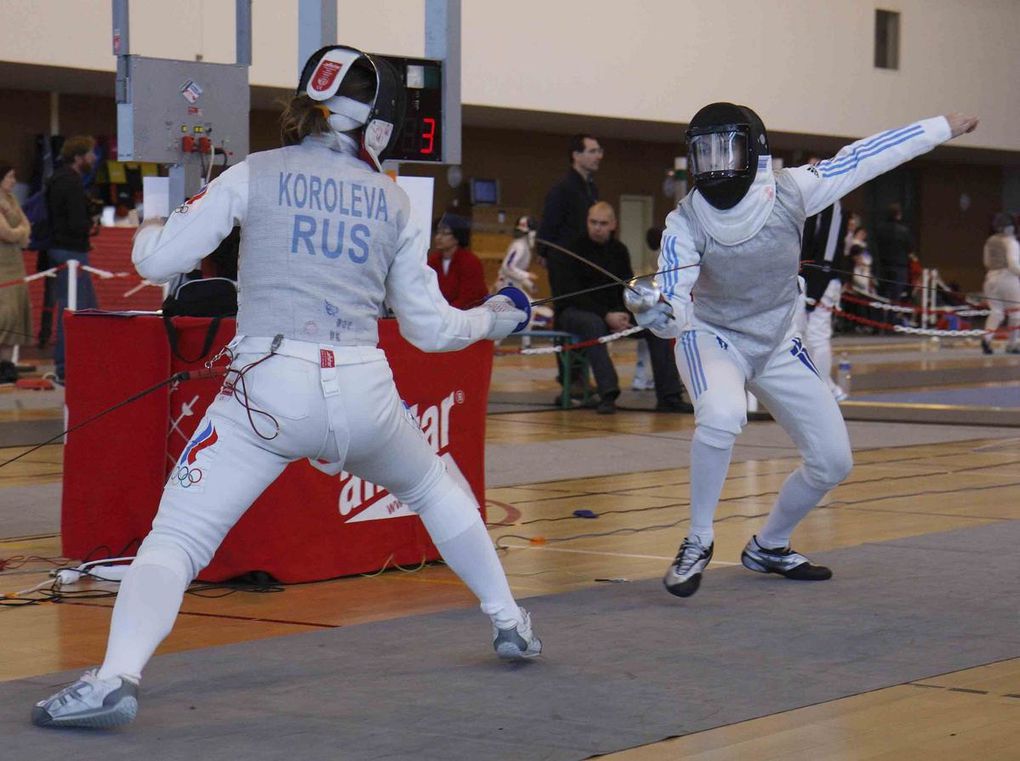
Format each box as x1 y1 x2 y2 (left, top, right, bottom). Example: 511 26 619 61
485 419 1020 488
2 520 1018 760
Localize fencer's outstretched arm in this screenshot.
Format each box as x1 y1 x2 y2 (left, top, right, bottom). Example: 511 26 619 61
385 220 514 352
132 163 249 283
790 113 978 217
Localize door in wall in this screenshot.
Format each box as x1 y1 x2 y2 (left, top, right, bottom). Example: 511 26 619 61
618 194 655 275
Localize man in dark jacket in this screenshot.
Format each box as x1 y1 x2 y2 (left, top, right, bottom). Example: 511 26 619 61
538 134 602 394
874 202 914 301
557 202 687 415
47 135 98 383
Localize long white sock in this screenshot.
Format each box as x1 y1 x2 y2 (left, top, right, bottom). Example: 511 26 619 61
432 517 521 628
758 467 828 549
688 432 734 547
97 562 188 682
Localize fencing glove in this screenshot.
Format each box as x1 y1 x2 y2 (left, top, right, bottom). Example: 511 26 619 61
635 299 687 339
480 286 530 340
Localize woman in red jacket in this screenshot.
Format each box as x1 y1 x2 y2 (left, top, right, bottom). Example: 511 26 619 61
427 214 488 308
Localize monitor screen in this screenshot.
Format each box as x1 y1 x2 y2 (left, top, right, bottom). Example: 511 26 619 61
470 178 499 205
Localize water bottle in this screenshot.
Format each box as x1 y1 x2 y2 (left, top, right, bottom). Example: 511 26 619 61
837 353 852 394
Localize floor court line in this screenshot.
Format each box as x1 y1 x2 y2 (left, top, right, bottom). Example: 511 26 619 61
500 542 741 565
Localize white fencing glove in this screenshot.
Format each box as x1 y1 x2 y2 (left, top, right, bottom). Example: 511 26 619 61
481 286 530 340
634 298 686 339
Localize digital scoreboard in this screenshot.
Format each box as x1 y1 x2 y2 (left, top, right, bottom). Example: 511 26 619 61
377 55 444 164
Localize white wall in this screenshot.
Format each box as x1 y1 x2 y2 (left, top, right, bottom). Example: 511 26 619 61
2 0 1017 151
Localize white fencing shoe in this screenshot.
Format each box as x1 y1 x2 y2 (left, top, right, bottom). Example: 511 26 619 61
741 536 833 580
32 670 139 729
663 536 714 598
493 607 542 660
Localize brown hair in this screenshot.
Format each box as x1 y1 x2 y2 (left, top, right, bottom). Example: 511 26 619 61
280 61 377 146
280 95 332 146
60 135 94 163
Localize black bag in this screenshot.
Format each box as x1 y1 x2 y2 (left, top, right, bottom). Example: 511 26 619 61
0 359 18 384
162 276 238 363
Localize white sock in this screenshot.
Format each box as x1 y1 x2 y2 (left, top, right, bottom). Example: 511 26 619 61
688 432 734 547
97 562 188 682
757 467 828 549
433 517 522 628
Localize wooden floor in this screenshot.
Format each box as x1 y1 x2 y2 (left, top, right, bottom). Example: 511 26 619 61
1 350 1018 758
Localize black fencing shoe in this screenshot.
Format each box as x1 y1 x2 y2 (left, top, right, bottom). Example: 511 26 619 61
740 536 832 580
663 536 713 597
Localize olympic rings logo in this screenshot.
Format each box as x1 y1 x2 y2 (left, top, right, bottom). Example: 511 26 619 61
175 465 203 488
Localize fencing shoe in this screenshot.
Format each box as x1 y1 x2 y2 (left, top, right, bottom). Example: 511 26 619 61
741 536 832 580
663 536 713 597
32 670 139 728
493 607 542 660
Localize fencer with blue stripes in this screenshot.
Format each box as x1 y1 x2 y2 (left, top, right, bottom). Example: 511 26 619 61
636 103 978 597
32 44 540 730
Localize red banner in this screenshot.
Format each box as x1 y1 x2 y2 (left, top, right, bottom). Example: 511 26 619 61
63 314 492 582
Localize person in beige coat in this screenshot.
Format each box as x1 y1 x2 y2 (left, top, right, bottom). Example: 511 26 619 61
0 162 33 367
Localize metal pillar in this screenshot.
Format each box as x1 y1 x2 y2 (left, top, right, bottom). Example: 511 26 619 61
425 0 461 165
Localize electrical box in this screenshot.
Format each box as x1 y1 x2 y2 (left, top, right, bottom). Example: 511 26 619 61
116 56 249 164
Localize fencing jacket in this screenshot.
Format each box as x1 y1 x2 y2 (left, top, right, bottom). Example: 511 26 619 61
659 116 952 374
983 233 1020 275
133 135 497 354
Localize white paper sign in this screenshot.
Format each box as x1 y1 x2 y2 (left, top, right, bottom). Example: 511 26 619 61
142 176 171 219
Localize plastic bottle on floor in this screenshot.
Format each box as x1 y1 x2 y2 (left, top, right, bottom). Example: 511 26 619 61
837 353 852 395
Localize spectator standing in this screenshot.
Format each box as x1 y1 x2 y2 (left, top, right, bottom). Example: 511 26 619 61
0 162 32 374
874 202 914 302
47 136 98 384
427 214 488 309
538 134 603 395
558 202 687 415
981 212 1020 354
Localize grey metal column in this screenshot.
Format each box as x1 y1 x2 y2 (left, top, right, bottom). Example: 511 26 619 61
298 0 338 76
425 0 461 165
236 0 252 66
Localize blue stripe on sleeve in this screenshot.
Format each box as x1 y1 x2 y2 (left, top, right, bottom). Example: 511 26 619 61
816 124 920 173
819 126 924 178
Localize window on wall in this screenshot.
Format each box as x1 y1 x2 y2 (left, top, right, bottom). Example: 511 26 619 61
875 9 900 69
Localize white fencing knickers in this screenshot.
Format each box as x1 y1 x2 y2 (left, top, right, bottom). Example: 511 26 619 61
98 337 520 681
673 328 853 548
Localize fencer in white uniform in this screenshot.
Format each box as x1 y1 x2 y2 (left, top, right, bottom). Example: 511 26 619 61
635 103 979 597
33 45 540 730
981 213 1020 354
494 215 537 293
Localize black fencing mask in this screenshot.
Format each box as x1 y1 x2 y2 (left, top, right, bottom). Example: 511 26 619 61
686 102 769 210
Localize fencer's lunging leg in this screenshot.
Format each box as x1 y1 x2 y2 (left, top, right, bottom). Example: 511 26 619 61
97 405 292 681
398 460 521 627
97 547 190 681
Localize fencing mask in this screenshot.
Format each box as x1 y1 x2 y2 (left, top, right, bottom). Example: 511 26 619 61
992 212 1015 236
686 102 770 210
299 45 406 171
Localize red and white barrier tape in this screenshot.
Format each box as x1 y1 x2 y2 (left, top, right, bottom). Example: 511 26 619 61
826 303 1018 338
0 265 63 289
